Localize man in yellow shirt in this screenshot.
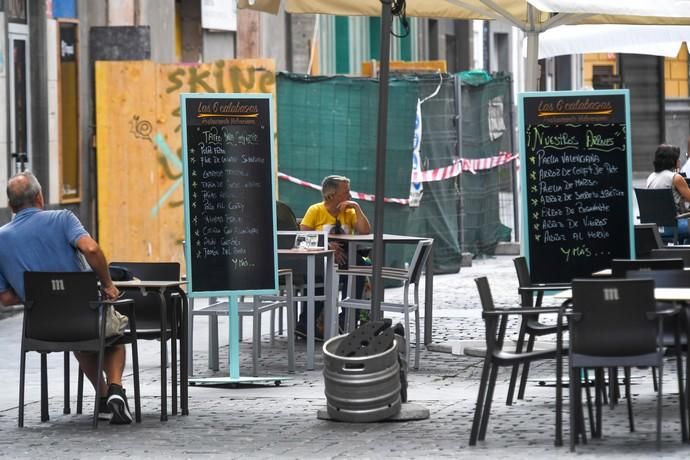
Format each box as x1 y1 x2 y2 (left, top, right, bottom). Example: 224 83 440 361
297 175 371 337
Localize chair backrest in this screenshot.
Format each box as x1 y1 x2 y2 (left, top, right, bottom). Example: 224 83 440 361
623 268 690 288
513 256 534 306
634 188 679 227
634 224 664 258
649 248 690 266
610 258 684 277
23 271 101 342
276 200 299 231
110 262 180 281
109 262 180 328
408 239 433 283
571 278 658 357
474 276 505 352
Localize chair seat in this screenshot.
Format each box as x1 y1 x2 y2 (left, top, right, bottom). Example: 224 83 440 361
525 319 559 335
493 347 559 364
570 351 663 368
340 297 419 315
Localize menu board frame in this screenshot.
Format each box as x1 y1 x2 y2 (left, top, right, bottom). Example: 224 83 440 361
518 89 634 284
181 93 278 297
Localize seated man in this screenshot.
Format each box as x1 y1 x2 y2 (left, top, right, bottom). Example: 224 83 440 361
0 171 132 424
297 175 371 337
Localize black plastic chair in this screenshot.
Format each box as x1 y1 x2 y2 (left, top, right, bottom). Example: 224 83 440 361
650 248 690 266
20 271 140 428
566 278 686 451
634 224 664 258
507 257 570 405
77 262 185 420
276 200 299 231
634 188 690 244
110 262 185 417
610 258 684 277
469 276 562 446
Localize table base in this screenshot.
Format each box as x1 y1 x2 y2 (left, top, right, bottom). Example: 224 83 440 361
188 376 291 387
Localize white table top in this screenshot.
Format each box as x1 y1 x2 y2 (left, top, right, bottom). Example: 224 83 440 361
277 248 333 255
328 233 425 243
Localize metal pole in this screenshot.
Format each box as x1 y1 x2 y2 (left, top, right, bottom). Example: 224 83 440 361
371 1 393 319
454 75 464 253
507 74 519 242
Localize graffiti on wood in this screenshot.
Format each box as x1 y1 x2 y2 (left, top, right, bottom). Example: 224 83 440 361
95 59 276 267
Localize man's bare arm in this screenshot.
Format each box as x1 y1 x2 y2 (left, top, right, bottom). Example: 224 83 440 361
75 235 120 300
0 289 22 306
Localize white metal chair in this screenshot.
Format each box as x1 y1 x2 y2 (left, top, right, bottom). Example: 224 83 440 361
336 238 433 370
191 269 295 376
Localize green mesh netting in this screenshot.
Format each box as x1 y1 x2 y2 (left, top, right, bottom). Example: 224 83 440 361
276 72 513 272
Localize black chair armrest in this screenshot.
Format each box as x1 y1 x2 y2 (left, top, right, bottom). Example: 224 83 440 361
482 307 563 318
518 284 570 295
649 304 682 319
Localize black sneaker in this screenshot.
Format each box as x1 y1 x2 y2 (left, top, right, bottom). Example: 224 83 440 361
98 396 111 421
107 383 133 425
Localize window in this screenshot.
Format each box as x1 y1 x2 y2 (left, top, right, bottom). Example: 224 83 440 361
7 0 27 24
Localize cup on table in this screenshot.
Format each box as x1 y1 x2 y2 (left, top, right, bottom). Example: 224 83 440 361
305 233 319 249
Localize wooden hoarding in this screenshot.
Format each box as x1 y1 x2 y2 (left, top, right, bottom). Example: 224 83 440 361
95 59 276 268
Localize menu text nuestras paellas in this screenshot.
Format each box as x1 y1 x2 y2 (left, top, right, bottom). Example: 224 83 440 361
525 122 627 263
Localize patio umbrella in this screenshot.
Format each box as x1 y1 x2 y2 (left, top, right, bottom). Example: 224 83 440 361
238 0 690 319
538 24 690 59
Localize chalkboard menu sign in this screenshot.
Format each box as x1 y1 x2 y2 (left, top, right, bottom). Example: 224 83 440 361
181 94 278 296
519 90 633 284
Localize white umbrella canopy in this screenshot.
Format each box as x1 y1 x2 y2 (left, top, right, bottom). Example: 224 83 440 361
239 0 690 89
539 24 690 59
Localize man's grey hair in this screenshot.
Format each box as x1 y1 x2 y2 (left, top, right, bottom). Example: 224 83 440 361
7 171 42 209
321 175 349 201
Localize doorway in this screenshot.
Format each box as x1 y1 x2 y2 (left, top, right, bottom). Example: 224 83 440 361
8 23 31 175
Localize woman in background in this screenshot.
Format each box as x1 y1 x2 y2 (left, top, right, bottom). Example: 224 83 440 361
646 143 690 240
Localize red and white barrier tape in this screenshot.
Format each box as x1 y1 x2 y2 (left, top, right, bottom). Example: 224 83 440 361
277 172 410 204
411 151 518 183
278 151 517 205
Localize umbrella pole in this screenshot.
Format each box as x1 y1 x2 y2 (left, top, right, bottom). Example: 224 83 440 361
525 30 540 91
371 1 393 320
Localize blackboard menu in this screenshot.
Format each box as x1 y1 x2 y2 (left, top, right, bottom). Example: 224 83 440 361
181 94 277 295
519 90 633 284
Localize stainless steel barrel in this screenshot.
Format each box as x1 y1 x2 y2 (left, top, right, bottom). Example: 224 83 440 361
322 334 401 422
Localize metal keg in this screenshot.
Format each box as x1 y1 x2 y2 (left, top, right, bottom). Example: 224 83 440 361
322 334 401 422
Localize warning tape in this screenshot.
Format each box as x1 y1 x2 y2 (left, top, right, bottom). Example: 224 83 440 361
411 151 518 183
278 151 517 205
277 172 410 205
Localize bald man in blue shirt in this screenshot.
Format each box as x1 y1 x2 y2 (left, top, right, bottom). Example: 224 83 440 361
0 171 132 424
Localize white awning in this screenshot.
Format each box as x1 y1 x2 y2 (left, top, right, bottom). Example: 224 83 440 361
538 24 690 58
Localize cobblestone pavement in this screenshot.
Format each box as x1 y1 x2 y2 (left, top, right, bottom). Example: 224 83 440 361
0 255 689 459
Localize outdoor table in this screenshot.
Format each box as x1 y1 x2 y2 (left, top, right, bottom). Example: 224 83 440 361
113 279 189 420
328 233 434 344
551 287 690 446
277 248 336 370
